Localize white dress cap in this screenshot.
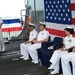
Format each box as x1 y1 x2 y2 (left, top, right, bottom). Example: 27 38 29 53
29 23 36 27
39 22 46 26
66 26 73 29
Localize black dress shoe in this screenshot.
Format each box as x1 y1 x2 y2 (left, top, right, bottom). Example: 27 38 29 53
0 52 2 56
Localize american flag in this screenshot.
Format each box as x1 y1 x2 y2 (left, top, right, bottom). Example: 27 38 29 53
44 0 75 39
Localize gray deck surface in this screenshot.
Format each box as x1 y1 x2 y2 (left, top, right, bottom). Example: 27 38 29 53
0 40 51 75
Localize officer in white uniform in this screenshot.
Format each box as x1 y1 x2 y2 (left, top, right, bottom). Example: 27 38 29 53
64 26 75 50
48 26 75 74
20 23 38 60
48 44 67 74
0 17 5 52
61 47 75 75
28 22 49 64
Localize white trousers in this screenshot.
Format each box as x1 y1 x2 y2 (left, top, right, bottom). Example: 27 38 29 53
61 52 75 75
50 50 67 71
71 58 75 75
0 29 5 51
28 43 41 61
20 43 31 58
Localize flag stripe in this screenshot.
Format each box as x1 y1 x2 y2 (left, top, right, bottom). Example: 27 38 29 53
46 28 75 37
72 11 75 18
46 22 75 37
2 27 22 32
3 19 20 24
72 18 75 25
46 28 66 37
71 3 75 10
46 22 75 31
2 23 22 28
71 0 75 3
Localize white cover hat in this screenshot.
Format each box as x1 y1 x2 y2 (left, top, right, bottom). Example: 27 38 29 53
29 23 36 27
66 26 73 29
39 22 46 26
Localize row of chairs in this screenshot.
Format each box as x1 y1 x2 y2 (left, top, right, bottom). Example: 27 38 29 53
37 36 63 67
37 36 73 74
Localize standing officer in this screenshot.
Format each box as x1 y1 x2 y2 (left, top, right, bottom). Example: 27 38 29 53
28 22 49 64
20 23 38 60
0 17 5 52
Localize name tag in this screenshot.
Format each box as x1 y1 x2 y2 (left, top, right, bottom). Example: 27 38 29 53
42 33 44 35
68 39 72 42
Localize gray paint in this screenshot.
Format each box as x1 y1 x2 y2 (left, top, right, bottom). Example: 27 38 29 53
28 0 44 11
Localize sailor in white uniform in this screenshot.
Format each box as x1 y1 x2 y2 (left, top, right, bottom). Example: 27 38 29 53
28 22 49 64
64 27 75 50
48 26 75 74
0 17 5 52
20 23 38 60
61 43 75 75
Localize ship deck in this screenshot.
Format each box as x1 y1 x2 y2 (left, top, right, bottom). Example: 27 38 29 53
0 40 51 75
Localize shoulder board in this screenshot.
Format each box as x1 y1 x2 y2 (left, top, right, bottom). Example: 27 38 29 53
72 36 75 38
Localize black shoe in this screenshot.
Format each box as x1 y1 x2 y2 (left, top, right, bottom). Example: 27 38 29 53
0 52 2 56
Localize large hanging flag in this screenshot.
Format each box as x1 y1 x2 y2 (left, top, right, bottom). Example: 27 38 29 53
44 0 75 38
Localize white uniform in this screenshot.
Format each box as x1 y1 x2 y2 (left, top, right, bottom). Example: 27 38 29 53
0 17 5 52
64 35 75 49
28 29 49 63
49 50 67 70
61 36 75 75
20 29 38 59
48 35 75 74
61 52 75 75
71 57 75 75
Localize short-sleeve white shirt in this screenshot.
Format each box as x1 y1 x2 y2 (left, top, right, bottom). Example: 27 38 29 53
29 29 38 41
64 35 75 49
37 29 49 41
